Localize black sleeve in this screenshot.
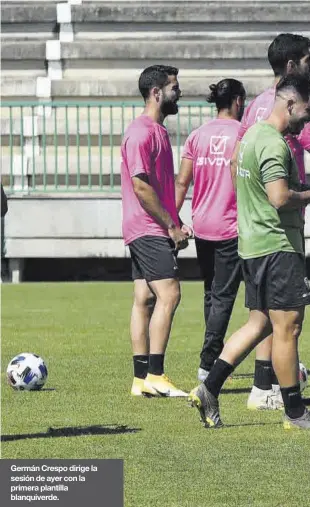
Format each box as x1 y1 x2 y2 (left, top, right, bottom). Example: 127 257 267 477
1 184 8 217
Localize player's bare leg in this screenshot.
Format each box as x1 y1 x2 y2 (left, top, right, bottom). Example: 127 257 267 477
269 308 310 429
256 334 273 362
130 280 156 396
220 310 272 366
131 279 155 355
269 309 302 387
189 310 272 427
143 278 188 397
148 278 180 354
249 334 283 410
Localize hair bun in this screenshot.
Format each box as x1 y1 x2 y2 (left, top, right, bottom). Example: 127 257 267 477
206 83 217 103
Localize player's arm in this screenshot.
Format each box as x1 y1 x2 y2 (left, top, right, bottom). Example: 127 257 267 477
260 137 310 209
265 179 310 210
126 131 177 230
133 174 176 229
132 174 188 250
175 158 193 212
230 140 240 191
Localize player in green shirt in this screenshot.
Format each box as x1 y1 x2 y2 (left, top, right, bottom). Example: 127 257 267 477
237 122 304 259
189 74 310 430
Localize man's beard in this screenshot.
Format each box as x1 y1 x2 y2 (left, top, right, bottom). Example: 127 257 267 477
161 99 179 117
288 118 307 135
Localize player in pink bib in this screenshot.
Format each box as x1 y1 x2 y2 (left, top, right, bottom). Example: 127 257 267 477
175 78 246 381
230 33 310 411
121 65 191 398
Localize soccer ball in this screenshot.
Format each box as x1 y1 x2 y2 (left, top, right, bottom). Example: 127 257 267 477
7 353 48 391
299 362 308 393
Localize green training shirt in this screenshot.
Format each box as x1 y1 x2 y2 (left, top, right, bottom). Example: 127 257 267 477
236 122 304 259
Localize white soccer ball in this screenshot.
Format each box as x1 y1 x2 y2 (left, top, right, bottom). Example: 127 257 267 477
299 362 308 393
7 353 48 391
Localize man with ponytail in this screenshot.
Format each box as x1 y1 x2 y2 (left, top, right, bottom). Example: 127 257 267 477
175 79 246 381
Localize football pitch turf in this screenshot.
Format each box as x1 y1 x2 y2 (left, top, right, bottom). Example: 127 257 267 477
2 282 310 507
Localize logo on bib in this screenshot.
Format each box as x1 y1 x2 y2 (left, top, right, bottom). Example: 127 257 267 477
210 136 229 155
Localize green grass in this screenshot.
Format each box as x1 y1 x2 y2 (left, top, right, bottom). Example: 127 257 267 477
1 282 310 507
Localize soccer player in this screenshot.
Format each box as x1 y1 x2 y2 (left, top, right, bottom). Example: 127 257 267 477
230 33 310 410
121 65 190 397
189 74 310 430
175 79 245 381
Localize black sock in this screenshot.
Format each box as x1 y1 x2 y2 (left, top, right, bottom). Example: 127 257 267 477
149 354 164 376
281 384 305 419
253 360 273 390
133 355 149 379
205 359 234 398
270 366 279 386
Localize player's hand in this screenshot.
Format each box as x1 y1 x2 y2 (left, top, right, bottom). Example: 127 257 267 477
168 225 189 251
181 224 194 238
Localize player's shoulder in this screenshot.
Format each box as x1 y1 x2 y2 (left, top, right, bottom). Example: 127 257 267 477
251 123 290 156
244 88 275 116
250 87 275 106
187 124 204 139
123 116 155 144
223 118 241 131
190 118 231 136
184 123 205 145
244 121 274 144
246 120 274 135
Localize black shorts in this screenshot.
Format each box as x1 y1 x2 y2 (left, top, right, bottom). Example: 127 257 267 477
241 251 310 311
129 235 178 282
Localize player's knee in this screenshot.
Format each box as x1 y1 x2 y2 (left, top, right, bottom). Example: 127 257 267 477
247 312 271 337
146 295 156 310
273 321 302 342
286 322 302 341
134 292 156 308
162 285 181 311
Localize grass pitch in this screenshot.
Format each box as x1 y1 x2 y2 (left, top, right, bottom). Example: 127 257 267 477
1 282 310 507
